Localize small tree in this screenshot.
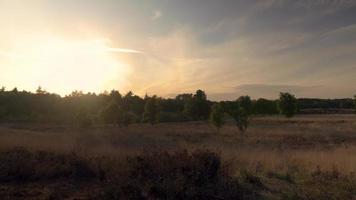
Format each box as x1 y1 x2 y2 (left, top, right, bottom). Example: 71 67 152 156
209 103 225 132
143 95 160 125
229 101 249 134
278 92 297 118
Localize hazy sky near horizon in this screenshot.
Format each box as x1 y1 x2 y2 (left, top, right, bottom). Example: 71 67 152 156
0 0 356 100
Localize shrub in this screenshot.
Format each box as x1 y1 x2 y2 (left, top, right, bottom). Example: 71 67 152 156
106 150 261 199
0 148 96 182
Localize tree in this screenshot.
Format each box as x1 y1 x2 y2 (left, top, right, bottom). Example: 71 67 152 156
36 86 47 95
143 95 160 125
228 100 249 134
278 92 298 118
183 90 210 120
238 96 252 115
209 103 225 132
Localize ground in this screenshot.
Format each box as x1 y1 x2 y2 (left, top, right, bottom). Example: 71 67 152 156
1 114 356 199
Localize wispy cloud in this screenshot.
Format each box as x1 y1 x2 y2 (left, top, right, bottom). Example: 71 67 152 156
106 47 144 54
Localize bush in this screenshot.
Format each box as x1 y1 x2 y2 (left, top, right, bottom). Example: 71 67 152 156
0 148 96 182
98 150 261 200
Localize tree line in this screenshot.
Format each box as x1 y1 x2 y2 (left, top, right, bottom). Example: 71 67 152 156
0 87 354 127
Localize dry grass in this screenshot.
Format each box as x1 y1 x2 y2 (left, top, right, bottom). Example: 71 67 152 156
1 114 356 199
1 114 356 173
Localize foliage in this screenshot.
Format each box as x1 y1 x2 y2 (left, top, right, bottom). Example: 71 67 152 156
253 98 279 115
224 96 252 133
183 90 211 120
278 92 298 118
238 96 253 115
0 147 96 182
0 87 354 124
100 101 133 127
143 95 160 125
76 108 93 128
209 103 225 132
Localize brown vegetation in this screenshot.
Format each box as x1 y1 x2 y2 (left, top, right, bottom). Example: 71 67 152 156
1 114 356 199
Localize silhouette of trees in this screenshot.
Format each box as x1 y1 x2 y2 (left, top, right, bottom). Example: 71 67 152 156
0 87 354 125
143 95 160 125
278 92 298 118
209 103 225 132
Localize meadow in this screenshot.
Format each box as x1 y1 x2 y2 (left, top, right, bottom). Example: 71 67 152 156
1 114 356 199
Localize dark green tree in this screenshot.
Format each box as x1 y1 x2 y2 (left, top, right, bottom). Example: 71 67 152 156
278 92 298 118
209 103 225 132
143 95 160 125
228 100 250 134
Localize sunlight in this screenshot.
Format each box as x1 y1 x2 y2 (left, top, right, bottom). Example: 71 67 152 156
2 37 130 95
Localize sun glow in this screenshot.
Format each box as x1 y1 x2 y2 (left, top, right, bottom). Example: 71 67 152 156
0 37 131 95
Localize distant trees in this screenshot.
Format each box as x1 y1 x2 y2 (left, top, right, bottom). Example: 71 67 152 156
143 95 160 125
278 92 298 118
209 103 225 132
1 86 355 126
253 98 279 115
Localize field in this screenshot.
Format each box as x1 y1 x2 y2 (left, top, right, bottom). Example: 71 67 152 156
1 114 356 199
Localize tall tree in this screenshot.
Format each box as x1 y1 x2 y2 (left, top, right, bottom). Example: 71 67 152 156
278 92 298 118
209 103 225 133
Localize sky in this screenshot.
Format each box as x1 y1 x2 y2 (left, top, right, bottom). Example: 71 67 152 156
0 0 355 100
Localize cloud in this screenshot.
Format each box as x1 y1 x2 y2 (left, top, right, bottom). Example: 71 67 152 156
106 47 144 54
152 10 162 20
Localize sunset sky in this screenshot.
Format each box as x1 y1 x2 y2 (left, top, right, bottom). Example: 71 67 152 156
0 0 356 99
